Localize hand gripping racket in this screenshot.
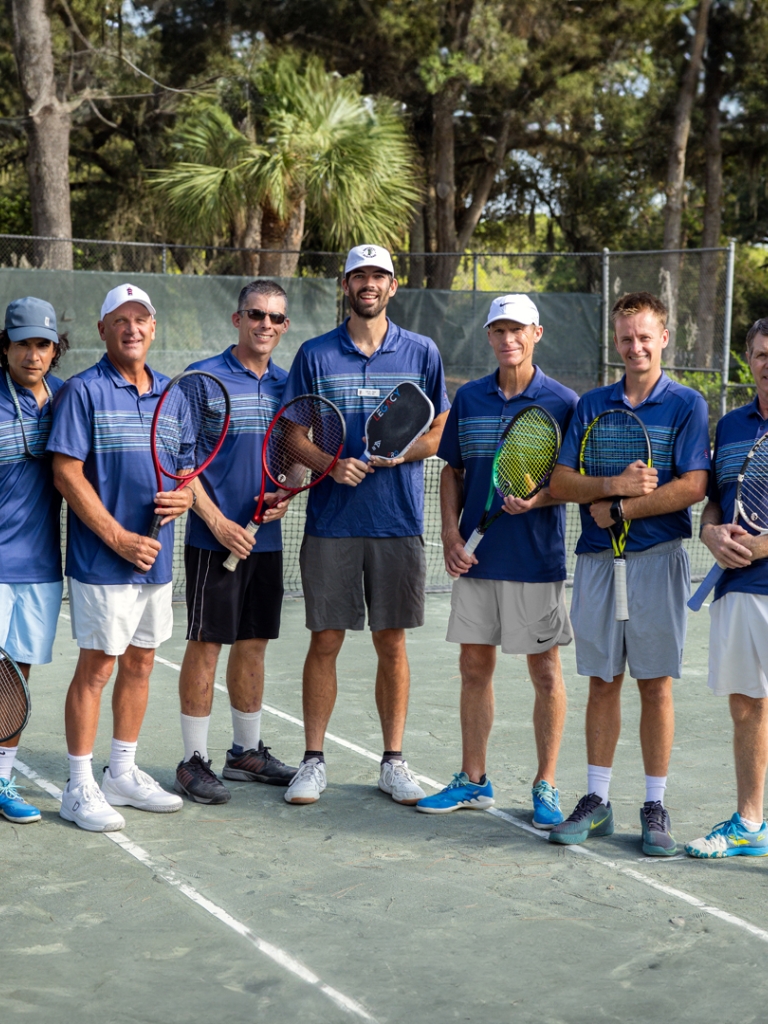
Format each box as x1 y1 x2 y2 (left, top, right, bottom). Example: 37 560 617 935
0 647 30 744
688 432 768 611
137 370 231 570
463 405 562 556
579 409 653 622
360 381 434 463
223 394 346 571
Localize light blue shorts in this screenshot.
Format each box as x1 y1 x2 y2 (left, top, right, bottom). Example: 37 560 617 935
0 581 64 665
570 539 689 682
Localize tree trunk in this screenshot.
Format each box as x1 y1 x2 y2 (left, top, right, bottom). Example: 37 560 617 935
429 82 463 290
407 204 426 288
235 206 263 277
662 0 713 365
259 199 305 277
11 0 73 270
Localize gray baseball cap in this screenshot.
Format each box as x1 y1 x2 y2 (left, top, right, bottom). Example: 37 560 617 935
4 296 60 344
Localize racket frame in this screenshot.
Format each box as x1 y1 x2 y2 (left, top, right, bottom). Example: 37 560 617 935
579 408 653 622
0 646 31 744
360 381 435 464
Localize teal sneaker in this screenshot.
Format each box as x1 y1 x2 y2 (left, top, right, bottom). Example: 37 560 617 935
416 772 494 814
0 776 42 823
685 813 768 859
640 800 678 856
549 792 613 845
532 779 564 830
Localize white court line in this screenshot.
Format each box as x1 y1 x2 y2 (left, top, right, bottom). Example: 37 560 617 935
152 654 768 945
13 757 376 1021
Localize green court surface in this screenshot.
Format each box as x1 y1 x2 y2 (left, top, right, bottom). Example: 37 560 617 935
4 595 768 1024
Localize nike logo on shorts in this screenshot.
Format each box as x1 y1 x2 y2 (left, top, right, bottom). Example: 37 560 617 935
537 637 555 644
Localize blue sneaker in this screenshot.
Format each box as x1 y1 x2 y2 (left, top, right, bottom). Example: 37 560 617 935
685 813 768 858
0 776 42 823
416 772 495 814
532 779 564 829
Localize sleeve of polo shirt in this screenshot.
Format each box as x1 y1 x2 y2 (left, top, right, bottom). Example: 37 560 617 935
672 392 712 475
708 418 725 503
436 399 463 468
425 343 450 415
46 377 93 462
557 396 586 470
281 344 314 406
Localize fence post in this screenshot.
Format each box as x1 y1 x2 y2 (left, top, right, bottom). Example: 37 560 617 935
162 245 167 274
472 253 478 293
720 238 736 419
601 247 610 386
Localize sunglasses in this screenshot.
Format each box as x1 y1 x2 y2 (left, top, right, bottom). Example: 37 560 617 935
237 308 287 325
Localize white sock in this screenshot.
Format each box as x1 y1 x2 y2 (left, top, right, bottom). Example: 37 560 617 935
0 744 18 780
587 764 612 804
645 774 667 805
181 713 210 763
739 814 763 832
109 737 138 778
230 707 261 753
68 753 95 788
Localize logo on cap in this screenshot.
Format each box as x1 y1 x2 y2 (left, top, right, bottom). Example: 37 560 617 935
44 316 50 326
127 287 133 295
362 246 378 258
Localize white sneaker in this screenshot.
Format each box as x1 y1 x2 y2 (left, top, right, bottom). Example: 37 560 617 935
101 765 183 813
60 779 126 832
284 758 327 804
378 760 426 805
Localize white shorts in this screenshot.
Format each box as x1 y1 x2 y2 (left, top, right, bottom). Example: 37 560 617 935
708 592 768 698
68 579 173 656
446 578 573 655
0 581 63 665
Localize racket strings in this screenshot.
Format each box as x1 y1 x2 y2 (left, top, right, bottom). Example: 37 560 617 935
154 375 229 478
0 656 28 740
266 398 345 489
581 416 650 478
494 409 559 498
739 446 768 530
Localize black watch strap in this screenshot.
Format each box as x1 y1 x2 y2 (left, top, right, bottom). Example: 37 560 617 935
610 499 624 523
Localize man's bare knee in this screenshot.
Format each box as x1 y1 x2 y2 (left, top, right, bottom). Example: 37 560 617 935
309 629 345 659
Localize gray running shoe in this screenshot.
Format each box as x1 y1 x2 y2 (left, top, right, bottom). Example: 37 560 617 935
640 800 678 856
549 792 614 845
174 751 231 804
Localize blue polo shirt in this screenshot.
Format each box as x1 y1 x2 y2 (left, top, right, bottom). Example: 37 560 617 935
282 319 450 537
709 397 768 600
47 354 173 585
558 373 711 554
438 367 578 582
0 372 64 583
184 348 287 553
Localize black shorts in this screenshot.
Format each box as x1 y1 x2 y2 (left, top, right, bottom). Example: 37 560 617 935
185 545 283 645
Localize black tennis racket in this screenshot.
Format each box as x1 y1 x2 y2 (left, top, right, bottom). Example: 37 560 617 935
0 647 30 744
223 394 346 571
689 431 768 611
463 405 562 556
579 409 653 621
360 381 434 463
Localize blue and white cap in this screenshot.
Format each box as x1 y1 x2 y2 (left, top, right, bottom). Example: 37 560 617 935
344 244 395 276
4 296 60 344
484 294 539 329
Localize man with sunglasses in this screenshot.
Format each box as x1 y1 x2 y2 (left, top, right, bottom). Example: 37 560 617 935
173 280 298 805
0 297 69 824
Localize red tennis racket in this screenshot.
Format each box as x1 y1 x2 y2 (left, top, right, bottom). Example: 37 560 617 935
136 370 231 570
223 394 345 571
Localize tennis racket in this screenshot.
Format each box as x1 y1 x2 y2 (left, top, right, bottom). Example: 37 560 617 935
579 409 653 622
223 394 346 571
137 370 231 570
0 647 30 744
688 432 768 611
360 381 434 463
463 405 562 556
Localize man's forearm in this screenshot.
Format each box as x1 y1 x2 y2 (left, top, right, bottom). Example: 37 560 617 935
403 411 448 463
621 471 708 520
52 454 127 553
440 465 464 539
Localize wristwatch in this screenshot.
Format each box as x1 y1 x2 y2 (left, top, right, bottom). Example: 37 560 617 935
610 499 625 524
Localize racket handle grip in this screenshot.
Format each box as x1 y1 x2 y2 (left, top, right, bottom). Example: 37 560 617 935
687 563 724 611
222 520 259 572
614 558 628 621
359 450 372 464
134 514 164 574
463 529 483 556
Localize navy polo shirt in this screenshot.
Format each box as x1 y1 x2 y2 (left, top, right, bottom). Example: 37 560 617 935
558 373 711 554
184 348 287 553
709 396 768 600
0 372 64 583
438 366 578 582
47 354 173 585
282 318 450 538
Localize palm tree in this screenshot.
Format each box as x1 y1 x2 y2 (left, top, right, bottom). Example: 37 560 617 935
152 55 421 275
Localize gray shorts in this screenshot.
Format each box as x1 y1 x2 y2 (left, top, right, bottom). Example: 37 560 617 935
570 539 689 682
446 578 572 655
300 534 426 632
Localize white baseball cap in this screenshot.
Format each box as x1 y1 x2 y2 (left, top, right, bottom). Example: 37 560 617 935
484 294 539 329
344 244 394 276
100 283 156 320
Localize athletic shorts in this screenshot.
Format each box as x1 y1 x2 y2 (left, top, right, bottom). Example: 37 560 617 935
708 592 768 698
68 579 173 656
446 578 573 655
185 545 283 644
0 581 63 665
570 539 689 682
300 534 426 633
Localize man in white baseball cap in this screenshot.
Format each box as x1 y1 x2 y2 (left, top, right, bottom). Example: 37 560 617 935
49 284 190 832
484 293 540 329
343 244 395 277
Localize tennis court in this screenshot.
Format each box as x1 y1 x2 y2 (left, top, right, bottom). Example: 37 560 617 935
6 589 768 1023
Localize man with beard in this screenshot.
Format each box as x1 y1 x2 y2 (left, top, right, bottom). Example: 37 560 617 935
281 245 450 806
